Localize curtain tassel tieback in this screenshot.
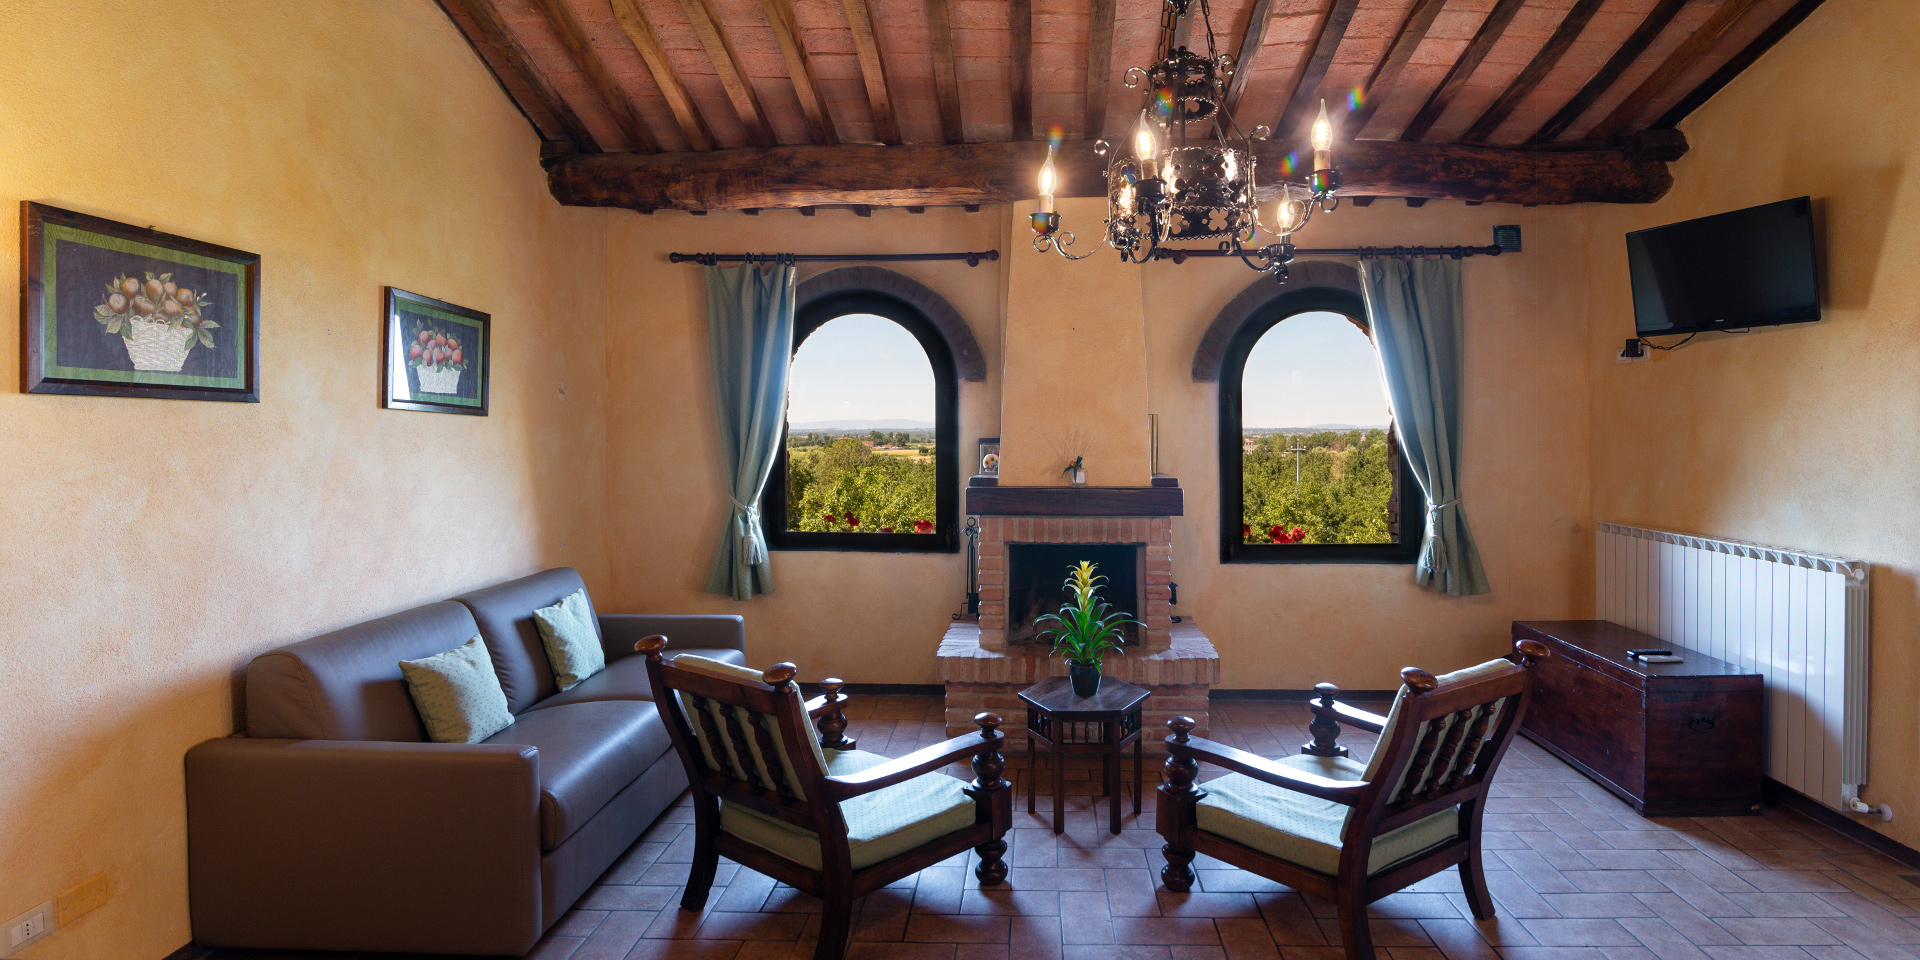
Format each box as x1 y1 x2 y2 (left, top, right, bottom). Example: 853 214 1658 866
1424 498 1461 575
732 499 769 565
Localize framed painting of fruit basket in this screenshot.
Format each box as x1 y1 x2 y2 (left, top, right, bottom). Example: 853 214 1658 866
20 202 260 401
382 287 489 415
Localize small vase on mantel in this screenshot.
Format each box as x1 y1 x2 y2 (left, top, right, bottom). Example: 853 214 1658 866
1068 660 1102 697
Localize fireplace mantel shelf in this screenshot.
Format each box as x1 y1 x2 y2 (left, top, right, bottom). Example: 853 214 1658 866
965 482 1182 517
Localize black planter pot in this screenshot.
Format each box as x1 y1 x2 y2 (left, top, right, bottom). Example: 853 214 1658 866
1068 660 1102 697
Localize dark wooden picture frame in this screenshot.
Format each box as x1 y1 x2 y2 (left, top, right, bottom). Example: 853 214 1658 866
21 202 260 402
381 287 490 416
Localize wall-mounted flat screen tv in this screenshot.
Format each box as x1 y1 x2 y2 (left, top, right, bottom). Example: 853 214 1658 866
1626 196 1820 336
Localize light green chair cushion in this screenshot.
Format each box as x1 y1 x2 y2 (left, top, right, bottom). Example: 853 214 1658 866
720 749 977 870
399 635 514 744
533 588 606 690
1196 753 1458 876
1363 658 1518 797
673 655 831 799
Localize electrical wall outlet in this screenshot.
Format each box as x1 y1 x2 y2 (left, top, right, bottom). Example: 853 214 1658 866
57 874 109 925
2 901 54 958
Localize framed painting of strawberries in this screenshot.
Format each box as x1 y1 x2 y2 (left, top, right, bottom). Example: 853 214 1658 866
20 202 260 401
382 287 489 415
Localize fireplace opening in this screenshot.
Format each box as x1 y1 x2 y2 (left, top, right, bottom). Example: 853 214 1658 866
1006 542 1141 646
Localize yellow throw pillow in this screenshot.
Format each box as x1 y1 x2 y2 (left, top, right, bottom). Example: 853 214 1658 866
399 635 514 744
533 588 606 690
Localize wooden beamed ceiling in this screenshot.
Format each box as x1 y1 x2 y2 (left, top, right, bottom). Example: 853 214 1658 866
437 0 1824 211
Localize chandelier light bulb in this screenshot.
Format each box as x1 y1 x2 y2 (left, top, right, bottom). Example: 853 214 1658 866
1134 112 1158 178
1038 144 1058 213
1311 99 1333 172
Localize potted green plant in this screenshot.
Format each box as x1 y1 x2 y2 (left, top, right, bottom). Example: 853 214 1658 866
1035 560 1138 697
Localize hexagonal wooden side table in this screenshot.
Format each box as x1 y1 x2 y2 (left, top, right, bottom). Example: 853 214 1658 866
1018 676 1151 835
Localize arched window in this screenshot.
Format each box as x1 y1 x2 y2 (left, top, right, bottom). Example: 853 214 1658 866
1218 286 1422 563
762 291 959 552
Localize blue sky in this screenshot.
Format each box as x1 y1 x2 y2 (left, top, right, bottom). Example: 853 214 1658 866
787 314 934 423
1240 311 1392 428
786 310 1390 429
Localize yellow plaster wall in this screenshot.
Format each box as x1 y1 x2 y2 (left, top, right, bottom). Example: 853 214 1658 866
602 199 1595 691
0 1 610 956
1585 0 1920 846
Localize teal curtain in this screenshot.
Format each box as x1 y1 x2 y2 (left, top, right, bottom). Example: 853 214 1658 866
704 263 797 600
1359 258 1490 597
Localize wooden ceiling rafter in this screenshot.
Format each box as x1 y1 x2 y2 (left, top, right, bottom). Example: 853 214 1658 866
1585 0 1766 140
1222 0 1279 118
926 0 965 143
444 0 601 152
761 0 838 146
1397 0 1529 142
1342 0 1446 136
1460 0 1608 143
532 0 658 153
548 136 1681 210
608 0 714 152
841 0 903 144
1528 0 1690 144
1010 0 1034 141
1085 0 1118 140
1274 0 1365 139
1653 0 1829 129
679 0 776 148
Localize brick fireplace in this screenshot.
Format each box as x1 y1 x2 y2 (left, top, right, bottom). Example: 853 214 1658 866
937 479 1220 750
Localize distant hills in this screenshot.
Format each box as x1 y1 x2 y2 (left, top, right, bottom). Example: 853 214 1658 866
791 419 935 431
1244 424 1388 434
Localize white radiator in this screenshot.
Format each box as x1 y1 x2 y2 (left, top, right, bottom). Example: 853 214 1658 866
1595 522 1871 812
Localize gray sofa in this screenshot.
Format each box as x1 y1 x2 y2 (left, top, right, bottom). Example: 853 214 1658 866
184 567 745 955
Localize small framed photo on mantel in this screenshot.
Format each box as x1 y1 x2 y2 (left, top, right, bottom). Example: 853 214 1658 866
382 287 489 415
20 202 260 401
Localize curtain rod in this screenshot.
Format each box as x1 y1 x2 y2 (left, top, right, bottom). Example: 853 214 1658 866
668 251 999 267
1151 244 1507 263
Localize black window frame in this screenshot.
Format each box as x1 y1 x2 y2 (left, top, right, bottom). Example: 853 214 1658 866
1218 286 1425 565
763 291 960 554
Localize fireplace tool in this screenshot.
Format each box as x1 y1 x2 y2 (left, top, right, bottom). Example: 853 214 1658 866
963 516 980 618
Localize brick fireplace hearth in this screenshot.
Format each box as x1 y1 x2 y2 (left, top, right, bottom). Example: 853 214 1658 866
937 480 1220 748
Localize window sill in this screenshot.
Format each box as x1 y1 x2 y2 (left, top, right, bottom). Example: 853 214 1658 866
1221 542 1419 564
768 532 958 554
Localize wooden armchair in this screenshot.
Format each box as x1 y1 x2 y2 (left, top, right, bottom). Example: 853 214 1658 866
1157 638 1551 960
639 637 1012 960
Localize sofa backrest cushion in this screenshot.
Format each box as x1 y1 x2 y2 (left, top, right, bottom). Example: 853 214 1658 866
246 601 482 741
454 568 598 714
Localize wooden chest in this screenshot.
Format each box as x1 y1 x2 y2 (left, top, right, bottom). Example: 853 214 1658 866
1514 620 1763 817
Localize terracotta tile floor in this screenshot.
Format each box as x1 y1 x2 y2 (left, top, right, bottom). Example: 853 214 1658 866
205 696 1920 960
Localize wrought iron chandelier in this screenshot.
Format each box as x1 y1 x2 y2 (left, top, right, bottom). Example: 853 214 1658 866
1030 0 1339 278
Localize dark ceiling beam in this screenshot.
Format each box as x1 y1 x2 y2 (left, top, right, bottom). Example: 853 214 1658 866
1653 0 1828 128
1275 0 1364 138
547 135 1684 211
533 0 658 152
444 0 600 152
1398 0 1528 142
761 0 838 146
1586 0 1765 140
841 0 903 144
1342 0 1445 135
1010 0 1034 140
680 0 776 147
926 0 965 142
1527 0 1689 144
1461 0 1606 143
609 0 714 151
1084 0 1117 139
1222 0 1279 117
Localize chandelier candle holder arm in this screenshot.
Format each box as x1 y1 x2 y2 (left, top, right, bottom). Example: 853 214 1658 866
1030 0 1341 279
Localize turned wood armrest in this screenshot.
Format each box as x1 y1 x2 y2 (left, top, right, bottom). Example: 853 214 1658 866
1175 735 1365 805
1333 701 1388 732
822 731 1002 801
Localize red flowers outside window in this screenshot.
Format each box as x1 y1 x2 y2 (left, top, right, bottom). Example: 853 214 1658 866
913 520 935 534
